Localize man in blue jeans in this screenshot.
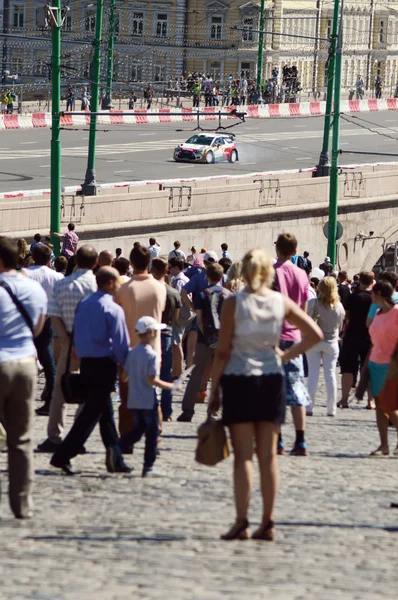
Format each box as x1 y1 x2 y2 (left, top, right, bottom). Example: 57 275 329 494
151 258 181 420
50 267 131 475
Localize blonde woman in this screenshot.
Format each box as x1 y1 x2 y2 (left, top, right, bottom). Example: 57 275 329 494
209 249 322 541
224 260 244 293
307 277 345 416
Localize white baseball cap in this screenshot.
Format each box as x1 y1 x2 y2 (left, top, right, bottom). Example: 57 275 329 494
135 316 167 335
203 250 218 263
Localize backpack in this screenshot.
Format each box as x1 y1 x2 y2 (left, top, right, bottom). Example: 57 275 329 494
297 255 307 270
201 285 231 348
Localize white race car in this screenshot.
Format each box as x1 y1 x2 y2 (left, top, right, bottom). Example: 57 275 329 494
173 132 239 164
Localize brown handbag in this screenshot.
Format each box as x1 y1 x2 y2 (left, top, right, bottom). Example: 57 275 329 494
195 416 230 467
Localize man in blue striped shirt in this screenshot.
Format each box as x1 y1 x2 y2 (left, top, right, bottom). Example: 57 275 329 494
51 267 131 475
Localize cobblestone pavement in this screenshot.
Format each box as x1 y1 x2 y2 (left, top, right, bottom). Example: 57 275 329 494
1 371 398 600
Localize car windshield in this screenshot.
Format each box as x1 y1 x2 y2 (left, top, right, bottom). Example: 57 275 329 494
185 135 214 146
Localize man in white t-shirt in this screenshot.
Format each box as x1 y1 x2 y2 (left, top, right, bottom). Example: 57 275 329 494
148 237 161 263
23 243 64 416
168 240 186 261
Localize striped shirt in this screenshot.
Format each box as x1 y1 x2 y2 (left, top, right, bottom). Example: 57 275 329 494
48 268 97 332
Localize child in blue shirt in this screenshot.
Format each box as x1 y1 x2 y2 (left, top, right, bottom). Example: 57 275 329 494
121 316 174 477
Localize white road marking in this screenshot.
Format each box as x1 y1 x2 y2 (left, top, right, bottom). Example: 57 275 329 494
177 165 195 168
296 157 313 161
339 142 350 145
290 146 298 149
20 141 38 145
114 170 134 174
106 160 124 163
240 162 256 165
139 132 156 136
39 165 50 167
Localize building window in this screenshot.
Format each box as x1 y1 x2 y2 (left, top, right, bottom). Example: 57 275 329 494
64 10 72 31
154 64 164 81
380 20 385 44
210 15 223 40
240 62 252 79
85 5 96 32
132 11 144 36
155 13 168 38
131 63 142 81
242 16 255 42
35 6 46 28
327 19 332 39
12 5 25 28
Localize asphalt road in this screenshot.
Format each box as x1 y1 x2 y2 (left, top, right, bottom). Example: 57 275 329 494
1 111 398 192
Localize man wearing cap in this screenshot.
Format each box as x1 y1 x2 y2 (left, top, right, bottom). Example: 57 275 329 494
319 256 333 277
50 267 131 475
177 251 218 422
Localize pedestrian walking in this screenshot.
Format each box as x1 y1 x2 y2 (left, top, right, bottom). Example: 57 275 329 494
50 267 131 475
120 317 175 477
36 245 98 453
115 245 166 439
274 233 311 456
151 258 182 421
208 248 321 540
0 237 47 518
169 257 191 378
168 241 186 261
148 237 161 262
23 243 64 416
306 277 345 416
367 281 398 456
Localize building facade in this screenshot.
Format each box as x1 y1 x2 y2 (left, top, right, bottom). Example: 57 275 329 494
2 1 398 94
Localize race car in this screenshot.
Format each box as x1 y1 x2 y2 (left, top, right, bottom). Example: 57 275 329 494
173 132 239 164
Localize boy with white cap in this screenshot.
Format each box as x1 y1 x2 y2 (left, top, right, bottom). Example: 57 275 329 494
121 316 174 476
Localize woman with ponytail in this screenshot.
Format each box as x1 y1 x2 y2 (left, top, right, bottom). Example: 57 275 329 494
368 281 398 456
208 248 322 541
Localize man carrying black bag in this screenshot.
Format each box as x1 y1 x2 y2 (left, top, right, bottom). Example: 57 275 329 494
51 267 131 475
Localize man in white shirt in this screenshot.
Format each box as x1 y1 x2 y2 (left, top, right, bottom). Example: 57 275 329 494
23 244 64 416
148 237 161 262
36 245 98 453
168 240 186 261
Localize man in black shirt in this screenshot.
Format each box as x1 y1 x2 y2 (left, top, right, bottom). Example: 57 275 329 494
337 270 351 309
303 251 312 275
319 256 334 277
151 258 181 421
339 271 374 408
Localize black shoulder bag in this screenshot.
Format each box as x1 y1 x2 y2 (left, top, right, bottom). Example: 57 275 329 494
61 332 88 405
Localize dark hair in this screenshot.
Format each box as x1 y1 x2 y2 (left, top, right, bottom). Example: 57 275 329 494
96 267 118 289
206 262 224 283
130 245 150 271
115 248 122 257
133 241 140 248
372 281 394 304
114 257 130 276
359 271 374 287
34 233 42 242
68 222 75 231
0 236 19 269
275 233 297 257
76 245 98 270
169 256 184 271
174 240 181 249
353 274 359 281
54 255 68 273
338 270 348 282
310 276 320 288
98 250 113 266
65 255 76 276
219 257 232 274
149 237 156 246
32 243 51 265
379 270 398 289
303 251 309 258
221 243 228 251
151 257 167 277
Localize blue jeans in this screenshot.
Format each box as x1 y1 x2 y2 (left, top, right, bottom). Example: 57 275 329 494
160 334 173 419
34 317 56 403
120 401 159 470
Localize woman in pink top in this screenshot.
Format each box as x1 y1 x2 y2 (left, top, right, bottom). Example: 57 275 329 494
368 281 398 456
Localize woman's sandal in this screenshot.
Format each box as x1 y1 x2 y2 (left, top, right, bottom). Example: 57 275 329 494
369 446 389 456
221 520 250 541
337 400 349 409
251 520 275 541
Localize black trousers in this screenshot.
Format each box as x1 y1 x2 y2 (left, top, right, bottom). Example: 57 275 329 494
52 357 120 464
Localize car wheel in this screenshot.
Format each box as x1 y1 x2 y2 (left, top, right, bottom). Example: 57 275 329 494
205 151 215 164
229 150 238 163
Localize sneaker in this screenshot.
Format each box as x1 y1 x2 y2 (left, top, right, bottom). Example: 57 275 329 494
290 442 308 456
142 466 166 478
176 411 193 423
277 440 284 456
36 438 61 453
35 404 50 416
